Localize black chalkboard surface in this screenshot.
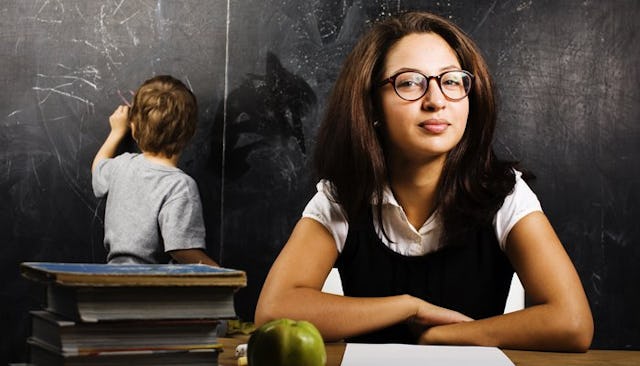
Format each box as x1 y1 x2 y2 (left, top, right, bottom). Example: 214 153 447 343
1 0 638 362
0 1 227 362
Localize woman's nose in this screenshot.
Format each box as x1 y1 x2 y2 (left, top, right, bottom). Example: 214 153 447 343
421 79 446 111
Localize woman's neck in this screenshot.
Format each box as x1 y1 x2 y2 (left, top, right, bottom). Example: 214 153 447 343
142 152 179 167
388 154 446 230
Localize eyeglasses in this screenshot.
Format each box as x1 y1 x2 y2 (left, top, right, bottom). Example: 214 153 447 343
378 70 474 101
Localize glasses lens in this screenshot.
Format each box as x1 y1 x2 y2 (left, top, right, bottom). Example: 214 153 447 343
440 71 472 100
393 72 427 101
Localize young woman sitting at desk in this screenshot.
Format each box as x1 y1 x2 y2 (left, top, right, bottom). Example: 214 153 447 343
255 11 593 352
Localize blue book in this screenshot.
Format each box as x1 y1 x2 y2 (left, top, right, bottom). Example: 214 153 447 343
20 262 246 287
20 262 246 322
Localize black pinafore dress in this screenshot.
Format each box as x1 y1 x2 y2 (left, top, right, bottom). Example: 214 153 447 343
335 211 514 344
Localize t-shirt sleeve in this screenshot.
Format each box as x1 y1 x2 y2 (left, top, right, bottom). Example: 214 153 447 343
91 158 113 198
494 170 543 251
301 180 349 253
158 184 207 252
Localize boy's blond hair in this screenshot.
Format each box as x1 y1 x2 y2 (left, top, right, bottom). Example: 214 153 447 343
129 75 197 157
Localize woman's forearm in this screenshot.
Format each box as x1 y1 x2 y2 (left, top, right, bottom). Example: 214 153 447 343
256 289 418 341
419 303 593 352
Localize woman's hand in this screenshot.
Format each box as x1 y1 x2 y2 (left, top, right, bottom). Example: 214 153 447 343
406 296 472 339
406 297 472 343
410 297 473 326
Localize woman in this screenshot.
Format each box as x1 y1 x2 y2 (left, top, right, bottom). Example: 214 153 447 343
255 11 593 351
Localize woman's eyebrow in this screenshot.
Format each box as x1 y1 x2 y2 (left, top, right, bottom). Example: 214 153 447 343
388 64 462 76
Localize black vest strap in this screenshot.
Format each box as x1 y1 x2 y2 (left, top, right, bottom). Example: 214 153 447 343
335 210 514 344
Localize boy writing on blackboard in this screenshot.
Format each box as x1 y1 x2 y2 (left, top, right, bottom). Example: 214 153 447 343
91 75 218 266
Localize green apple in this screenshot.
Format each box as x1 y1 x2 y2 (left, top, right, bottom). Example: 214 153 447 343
248 318 326 366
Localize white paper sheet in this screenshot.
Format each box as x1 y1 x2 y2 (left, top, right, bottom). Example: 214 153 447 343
341 343 515 366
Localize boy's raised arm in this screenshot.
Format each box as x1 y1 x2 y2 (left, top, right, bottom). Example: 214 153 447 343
92 105 130 172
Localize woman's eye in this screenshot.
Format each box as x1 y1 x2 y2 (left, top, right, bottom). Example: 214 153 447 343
443 78 461 86
396 77 423 89
397 80 418 88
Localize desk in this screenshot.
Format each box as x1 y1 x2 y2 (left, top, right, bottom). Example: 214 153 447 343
218 336 640 366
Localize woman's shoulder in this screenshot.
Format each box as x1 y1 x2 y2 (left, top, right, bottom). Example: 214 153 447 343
302 180 350 252
303 180 342 218
493 170 543 250
315 179 337 198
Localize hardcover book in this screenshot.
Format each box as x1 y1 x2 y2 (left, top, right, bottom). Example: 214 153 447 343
20 262 247 287
22 262 241 365
21 262 246 322
28 338 221 366
30 310 221 354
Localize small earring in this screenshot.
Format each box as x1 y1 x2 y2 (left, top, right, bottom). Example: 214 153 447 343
373 120 380 127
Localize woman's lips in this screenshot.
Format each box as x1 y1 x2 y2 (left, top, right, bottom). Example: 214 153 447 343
418 119 449 133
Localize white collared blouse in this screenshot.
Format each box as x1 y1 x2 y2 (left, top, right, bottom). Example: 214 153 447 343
302 170 542 256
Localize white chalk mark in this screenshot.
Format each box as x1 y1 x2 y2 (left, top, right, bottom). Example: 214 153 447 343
97 4 124 72
126 26 140 46
120 11 138 25
185 76 194 92
34 17 62 24
5 160 11 179
14 37 23 55
47 115 71 121
31 157 42 188
37 0 50 15
31 80 96 221
92 200 105 225
516 1 533 12
31 0 65 24
66 75 98 89
72 38 100 50
53 82 74 89
33 86 94 106
219 0 231 256
113 0 125 16
40 65 102 91
54 0 65 13
84 40 99 50
472 0 498 34
75 4 84 18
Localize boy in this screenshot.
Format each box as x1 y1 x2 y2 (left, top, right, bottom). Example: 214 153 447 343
92 75 218 266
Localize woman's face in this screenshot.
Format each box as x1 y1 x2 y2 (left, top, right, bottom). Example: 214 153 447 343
379 32 469 164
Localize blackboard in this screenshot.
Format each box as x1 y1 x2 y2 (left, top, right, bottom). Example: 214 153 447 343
0 1 227 361
1 0 638 362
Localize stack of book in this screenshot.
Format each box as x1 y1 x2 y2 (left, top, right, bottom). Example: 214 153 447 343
20 262 247 366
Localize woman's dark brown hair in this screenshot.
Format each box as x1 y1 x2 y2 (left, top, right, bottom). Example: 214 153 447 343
314 11 515 244
129 75 198 158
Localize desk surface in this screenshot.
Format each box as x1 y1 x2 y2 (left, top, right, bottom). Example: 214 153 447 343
218 336 640 366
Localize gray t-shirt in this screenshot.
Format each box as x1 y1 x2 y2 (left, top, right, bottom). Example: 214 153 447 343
92 153 206 264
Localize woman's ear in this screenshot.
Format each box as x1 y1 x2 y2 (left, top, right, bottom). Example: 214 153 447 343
371 106 384 128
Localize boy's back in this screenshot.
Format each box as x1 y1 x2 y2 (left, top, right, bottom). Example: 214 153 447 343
93 153 205 264
91 75 217 266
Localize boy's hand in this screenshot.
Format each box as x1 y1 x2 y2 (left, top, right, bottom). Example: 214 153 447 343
109 105 130 136
91 105 131 172
169 249 219 267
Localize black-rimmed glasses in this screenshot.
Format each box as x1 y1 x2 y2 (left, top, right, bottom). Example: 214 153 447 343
379 70 474 101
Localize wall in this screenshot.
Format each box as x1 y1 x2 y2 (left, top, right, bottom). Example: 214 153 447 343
1 0 638 362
